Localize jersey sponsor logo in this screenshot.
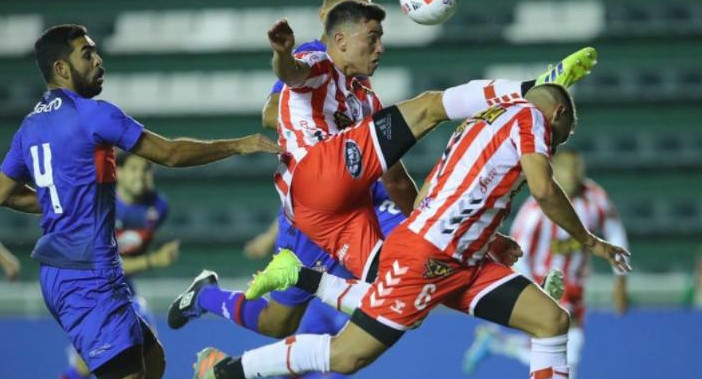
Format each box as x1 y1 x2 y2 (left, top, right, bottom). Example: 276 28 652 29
473 105 507 125
423 258 454 279
344 140 363 178
478 167 498 193
30 97 62 115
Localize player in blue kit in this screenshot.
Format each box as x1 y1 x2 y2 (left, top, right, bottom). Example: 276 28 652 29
168 5 412 378
61 152 179 379
0 24 279 379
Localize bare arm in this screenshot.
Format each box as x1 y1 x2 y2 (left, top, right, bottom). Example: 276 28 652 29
521 153 631 272
130 130 280 168
0 242 20 281
0 173 41 214
262 93 281 130
121 240 180 275
244 218 279 260
268 19 311 86
381 161 418 216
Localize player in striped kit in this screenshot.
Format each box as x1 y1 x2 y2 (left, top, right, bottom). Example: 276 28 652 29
192 83 631 379
462 149 628 379
267 1 578 284
168 0 409 359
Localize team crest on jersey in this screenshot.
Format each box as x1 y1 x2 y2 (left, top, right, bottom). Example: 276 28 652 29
423 258 454 279
346 95 362 120
344 140 363 178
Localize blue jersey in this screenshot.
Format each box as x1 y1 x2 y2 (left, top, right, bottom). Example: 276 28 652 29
270 39 327 95
0 88 144 269
370 180 406 237
115 191 169 258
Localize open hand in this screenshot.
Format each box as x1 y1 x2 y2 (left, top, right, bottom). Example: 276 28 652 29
586 236 632 273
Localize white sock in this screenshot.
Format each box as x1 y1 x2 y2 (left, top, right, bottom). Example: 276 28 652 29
442 79 523 120
531 334 569 378
317 273 370 315
241 334 331 378
567 327 584 379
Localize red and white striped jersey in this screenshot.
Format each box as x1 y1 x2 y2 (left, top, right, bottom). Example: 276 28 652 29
275 51 383 216
510 179 629 287
407 100 552 266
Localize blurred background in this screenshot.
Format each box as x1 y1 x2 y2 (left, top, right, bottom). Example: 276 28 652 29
0 0 700 378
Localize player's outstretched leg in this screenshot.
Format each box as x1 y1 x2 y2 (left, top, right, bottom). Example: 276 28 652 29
536 47 597 88
246 249 370 317
168 270 219 329
462 268 565 376
507 284 571 379
169 270 270 334
245 249 301 299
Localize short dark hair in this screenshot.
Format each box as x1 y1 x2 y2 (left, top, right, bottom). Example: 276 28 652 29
34 24 88 83
528 83 577 128
325 1 386 36
116 151 152 170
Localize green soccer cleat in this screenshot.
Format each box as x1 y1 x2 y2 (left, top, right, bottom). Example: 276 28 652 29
245 248 301 299
192 347 227 379
542 268 565 301
536 47 598 88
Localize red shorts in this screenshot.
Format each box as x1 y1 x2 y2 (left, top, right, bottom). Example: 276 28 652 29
291 118 388 280
359 227 528 330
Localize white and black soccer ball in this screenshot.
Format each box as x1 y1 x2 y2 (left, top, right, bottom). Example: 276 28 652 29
399 0 460 25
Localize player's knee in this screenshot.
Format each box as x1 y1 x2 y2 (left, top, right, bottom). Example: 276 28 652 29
534 306 570 337
330 351 373 375
258 320 298 339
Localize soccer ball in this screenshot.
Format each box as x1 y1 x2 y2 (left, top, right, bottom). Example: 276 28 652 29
399 0 460 25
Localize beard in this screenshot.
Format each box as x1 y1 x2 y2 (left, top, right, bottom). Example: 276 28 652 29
70 65 103 98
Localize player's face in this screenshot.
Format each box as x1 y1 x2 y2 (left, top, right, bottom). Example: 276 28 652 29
343 19 384 76
117 156 153 198
66 35 105 98
552 153 584 197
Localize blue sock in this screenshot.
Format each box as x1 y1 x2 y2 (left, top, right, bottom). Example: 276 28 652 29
196 285 267 333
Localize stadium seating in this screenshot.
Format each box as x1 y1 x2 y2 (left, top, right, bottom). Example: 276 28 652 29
0 0 699 278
